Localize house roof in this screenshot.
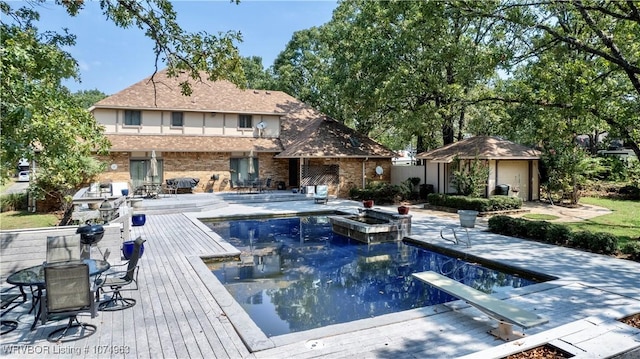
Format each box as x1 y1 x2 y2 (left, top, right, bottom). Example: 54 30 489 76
96 70 396 159
276 117 397 158
92 69 298 115
416 136 541 163
105 134 282 153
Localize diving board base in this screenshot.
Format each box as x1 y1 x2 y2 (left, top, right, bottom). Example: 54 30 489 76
490 322 525 341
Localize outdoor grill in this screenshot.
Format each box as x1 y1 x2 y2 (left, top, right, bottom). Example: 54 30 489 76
76 223 105 259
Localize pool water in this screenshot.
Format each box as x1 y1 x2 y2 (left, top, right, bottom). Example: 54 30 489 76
205 216 538 337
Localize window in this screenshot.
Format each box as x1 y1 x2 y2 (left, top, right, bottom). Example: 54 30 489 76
238 114 252 129
171 112 183 127
124 110 141 126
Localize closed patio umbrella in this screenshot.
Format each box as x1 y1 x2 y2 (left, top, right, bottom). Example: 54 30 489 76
148 150 158 183
248 149 255 179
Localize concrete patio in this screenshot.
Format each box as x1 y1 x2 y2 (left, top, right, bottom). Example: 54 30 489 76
1 192 639 358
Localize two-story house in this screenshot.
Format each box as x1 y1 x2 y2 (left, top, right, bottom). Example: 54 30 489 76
90 70 396 197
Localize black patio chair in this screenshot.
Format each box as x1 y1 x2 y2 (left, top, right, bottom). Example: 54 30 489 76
95 236 145 311
1 285 27 335
41 261 97 342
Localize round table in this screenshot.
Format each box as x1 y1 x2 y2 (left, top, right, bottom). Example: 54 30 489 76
6 259 110 330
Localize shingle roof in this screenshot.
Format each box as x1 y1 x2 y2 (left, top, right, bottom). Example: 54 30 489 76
105 134 282 152
276 117 398 158
95 69 395 158
416 136 540 163
92 69 298 114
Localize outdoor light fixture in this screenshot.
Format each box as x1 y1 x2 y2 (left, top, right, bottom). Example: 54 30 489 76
99 198 114 224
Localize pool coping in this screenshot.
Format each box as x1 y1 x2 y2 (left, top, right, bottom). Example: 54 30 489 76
185 210 569 353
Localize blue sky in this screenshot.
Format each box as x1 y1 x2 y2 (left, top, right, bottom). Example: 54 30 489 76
28 1 338 95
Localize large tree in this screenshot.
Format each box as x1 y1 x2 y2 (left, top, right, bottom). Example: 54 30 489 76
1 0 245 199
460 0 640 158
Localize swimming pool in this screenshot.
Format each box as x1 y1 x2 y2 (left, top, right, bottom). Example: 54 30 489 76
204 215 541 337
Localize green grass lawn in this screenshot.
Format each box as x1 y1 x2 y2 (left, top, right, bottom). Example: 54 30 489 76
565 197 640 245
522 213 560 221
0 211 60 230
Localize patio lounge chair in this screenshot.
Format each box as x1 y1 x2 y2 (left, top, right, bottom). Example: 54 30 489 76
41 261 97 342
95 236 145 311
314 185 328 204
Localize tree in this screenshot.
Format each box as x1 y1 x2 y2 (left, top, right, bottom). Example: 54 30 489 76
240 56 276 90
1 0 245 210
459 0 640 159
72 89 108 109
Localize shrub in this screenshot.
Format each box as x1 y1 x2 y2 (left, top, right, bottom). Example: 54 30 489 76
621 241 640 261
545 223 572 245
0 193 28 212
349 182 409 204
568 231 619 255
427 194 522 212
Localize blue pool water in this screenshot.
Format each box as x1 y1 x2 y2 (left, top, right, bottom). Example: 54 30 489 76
205 215 539 337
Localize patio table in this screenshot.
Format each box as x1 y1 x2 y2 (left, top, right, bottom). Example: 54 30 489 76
6 259 110 330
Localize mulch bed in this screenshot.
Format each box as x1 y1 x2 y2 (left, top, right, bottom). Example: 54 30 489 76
504 344 573 358
619 313 640 328
503 313 640 358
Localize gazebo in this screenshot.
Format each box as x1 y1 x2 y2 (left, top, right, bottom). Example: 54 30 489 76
416 136 541 201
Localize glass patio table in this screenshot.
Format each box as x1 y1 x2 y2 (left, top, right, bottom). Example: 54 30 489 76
6 259 110 330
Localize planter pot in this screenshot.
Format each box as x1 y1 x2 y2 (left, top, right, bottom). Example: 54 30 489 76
397 206 410 215
458 210 479 228
122 240 145 260
121 189 129 196
132 214 146 227
363 200 374 208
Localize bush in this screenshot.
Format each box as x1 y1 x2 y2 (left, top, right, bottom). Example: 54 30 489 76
1 193 28 212
621 241 640 261
568 231 619 255
349 182 409 204
488 215 617 253
427 194 522 212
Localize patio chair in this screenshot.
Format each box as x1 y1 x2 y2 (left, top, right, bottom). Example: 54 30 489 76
1 285 27 335
95 236 146 311
264 178 272 192
314 185 329 204
41 261 97 342
46 235 81 263
161 183 177 198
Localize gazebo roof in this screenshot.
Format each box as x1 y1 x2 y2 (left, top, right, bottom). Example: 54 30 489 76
416 136 541 163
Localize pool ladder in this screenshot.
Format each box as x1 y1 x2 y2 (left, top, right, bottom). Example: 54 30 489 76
440 226 471 247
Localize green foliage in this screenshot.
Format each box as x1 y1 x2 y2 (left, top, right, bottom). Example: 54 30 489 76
0 192 28 212
451 156 490 197
568 231 619 255
540 144 600 205
72 89 108 108
488 216 618 255
241 56 276 90
621 242 640 262
349 182 409 204
427 194 522 212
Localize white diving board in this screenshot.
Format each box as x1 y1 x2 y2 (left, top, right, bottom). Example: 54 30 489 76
412 271 548 341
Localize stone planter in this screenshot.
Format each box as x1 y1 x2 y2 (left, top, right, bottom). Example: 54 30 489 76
458 210 479 228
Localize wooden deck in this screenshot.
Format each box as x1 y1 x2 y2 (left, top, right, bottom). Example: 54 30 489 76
2 198 640 358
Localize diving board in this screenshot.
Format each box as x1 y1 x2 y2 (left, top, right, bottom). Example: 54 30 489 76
412 271 548 341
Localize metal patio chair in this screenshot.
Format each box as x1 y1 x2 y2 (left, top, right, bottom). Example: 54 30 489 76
95 236 145 311
41 261 97 342
314 185 329 204
46 235 81 263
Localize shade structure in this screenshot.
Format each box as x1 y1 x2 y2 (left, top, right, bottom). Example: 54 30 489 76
248 149 255 177
148 150 158 182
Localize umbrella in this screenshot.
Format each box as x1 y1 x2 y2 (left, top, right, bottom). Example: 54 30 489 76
248 149 255 178
148 150 158 183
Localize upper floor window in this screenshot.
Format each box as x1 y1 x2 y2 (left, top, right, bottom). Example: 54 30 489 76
124 110 141 126
238 114 252 129
171 112 183 127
